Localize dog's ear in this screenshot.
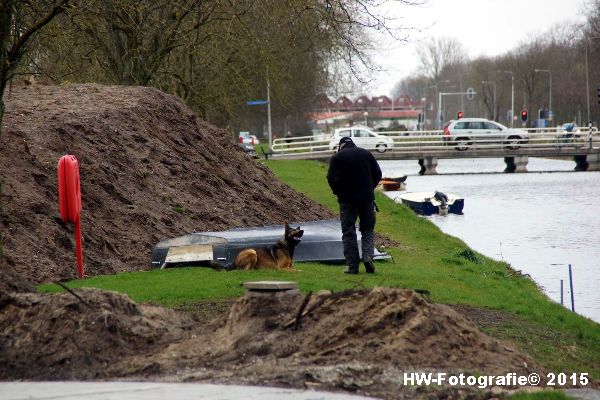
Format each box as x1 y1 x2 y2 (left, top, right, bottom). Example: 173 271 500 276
284 222 290 233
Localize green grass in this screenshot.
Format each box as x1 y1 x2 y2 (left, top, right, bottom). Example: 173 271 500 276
39 159 600 381
40 263 411 307
509 391 572 400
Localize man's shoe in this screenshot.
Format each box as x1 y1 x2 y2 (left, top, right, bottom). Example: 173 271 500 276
364 261 375 274
344 268 358 275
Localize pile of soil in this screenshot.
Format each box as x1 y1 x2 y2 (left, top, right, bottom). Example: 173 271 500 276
0 287 539 398
0 287 194 380
0 84 335 285
207 287 535 373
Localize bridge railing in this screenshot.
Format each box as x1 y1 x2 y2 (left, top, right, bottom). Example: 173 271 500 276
270 128 600 157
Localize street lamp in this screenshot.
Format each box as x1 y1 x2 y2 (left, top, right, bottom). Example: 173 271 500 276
266 67 273 148
499 70 515 127
481 80 496 121
419 94 427 131
439 84 458 125
424 85 437 131
585 36 600 125
429 79 450 129
534 69 552 125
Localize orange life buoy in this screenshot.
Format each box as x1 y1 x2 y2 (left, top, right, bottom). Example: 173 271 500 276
58 155 82 223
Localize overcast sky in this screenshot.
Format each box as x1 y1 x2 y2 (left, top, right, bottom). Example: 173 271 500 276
366 0 587 97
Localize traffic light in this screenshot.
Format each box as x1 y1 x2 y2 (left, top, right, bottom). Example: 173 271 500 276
521 109 528 122
457 111 463 119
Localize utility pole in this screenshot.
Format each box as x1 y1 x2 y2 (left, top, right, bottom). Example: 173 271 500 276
504 71 515 128
584 37 600 124
534 69 552 126
267 67 272 149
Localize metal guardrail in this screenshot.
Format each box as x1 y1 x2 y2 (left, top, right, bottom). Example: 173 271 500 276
270 128 600 158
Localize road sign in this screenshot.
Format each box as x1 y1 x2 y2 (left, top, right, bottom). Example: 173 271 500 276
466 87 476 100
246 100 269 105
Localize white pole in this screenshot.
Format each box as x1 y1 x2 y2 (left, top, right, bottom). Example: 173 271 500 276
511 75 515 128
586 43 590 125
267 69 272 149
584 37 600 124
549 71 552 115
438 90 442 128
493 82 497 121
535 69 552 126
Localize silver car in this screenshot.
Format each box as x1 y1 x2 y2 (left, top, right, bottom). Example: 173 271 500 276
443 118 528 151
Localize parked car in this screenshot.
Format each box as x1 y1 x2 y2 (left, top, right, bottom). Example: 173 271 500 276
328 125 394 153
238 131 255 145
442 118 528 151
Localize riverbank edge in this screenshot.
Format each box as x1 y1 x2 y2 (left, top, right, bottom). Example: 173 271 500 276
263 159 600 383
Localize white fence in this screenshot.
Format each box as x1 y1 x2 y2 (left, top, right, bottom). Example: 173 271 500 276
270 127 600 157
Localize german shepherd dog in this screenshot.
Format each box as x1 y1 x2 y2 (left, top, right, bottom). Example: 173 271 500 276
233 223 304 270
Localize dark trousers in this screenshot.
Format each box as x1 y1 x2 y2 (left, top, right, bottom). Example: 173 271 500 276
339 201 376 271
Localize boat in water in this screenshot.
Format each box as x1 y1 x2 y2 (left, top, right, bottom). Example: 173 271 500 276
377 175 407 192
395 191 464 216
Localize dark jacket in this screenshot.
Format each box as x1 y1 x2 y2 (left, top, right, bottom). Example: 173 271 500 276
327 143 382 205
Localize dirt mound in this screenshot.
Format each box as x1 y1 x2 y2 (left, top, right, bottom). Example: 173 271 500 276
0 84 334 284
0 268 35 293
96 288 538 398
0 287 193 379
0 286 542 398
208 287 535 374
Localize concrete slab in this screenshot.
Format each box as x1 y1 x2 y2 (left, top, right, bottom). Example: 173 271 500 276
243 281 298 291
0 382 379 400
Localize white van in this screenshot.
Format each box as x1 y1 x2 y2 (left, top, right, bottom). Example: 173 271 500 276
328 125 394 153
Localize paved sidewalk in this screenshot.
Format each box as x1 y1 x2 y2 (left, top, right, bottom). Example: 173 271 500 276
0 381 378 400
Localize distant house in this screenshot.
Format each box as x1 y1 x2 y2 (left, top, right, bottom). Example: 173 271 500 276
308 93 421 133
372 95 393 110
315 94 334 111
393 95 415 109
353 95 372 110
334 96 354 111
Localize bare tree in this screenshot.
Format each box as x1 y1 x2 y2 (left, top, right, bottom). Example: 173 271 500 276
0 0 69 131
63 0 227 86
392 73 427 101
416 37 466 82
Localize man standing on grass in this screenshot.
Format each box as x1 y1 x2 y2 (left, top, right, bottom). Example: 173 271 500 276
327 136 382 274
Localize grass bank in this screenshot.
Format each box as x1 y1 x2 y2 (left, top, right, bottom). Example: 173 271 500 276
40 159 599 382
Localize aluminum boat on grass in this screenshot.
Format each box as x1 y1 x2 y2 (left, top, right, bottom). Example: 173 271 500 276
151 219 391 269
395 191 464 216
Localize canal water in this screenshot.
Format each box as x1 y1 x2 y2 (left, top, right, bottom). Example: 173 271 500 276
380 158 600 323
